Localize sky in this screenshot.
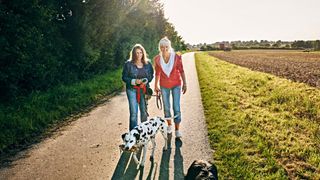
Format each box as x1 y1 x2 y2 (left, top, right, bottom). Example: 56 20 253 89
160 0 320 44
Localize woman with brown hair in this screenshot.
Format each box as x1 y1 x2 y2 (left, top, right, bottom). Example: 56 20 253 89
122 44 154 130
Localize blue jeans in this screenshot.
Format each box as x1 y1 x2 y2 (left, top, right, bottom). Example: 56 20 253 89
126 88 148 130
160 86 181 123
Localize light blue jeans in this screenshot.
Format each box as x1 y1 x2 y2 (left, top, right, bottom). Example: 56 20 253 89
160 86 181 123
126 88 147 130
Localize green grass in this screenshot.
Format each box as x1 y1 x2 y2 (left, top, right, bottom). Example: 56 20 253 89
195 52 320 179
0 69 123 153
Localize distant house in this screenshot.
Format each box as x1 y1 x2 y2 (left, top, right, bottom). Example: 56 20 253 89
219 42 231 51
219 43 225 50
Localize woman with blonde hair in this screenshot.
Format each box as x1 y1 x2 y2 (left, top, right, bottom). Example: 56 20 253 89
153 37 187 138
122 44 154 130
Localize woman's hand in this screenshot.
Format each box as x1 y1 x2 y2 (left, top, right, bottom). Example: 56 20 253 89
154 86 160 95
182 84 187 94
135 79 142 85
141 78 148 84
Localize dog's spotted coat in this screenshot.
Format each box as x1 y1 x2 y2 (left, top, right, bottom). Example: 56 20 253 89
121 117 168 169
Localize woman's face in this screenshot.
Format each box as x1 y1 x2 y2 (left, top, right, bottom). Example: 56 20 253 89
160 45 169 55
135 48 143 61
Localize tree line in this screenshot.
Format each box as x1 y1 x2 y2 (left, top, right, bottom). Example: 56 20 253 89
195 40 320 51
0 0 186 102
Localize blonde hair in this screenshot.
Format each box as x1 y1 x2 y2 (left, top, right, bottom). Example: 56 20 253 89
158 37 174 54
129 44 148 64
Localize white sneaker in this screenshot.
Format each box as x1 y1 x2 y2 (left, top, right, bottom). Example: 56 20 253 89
167 125 173 134
175 130 182 138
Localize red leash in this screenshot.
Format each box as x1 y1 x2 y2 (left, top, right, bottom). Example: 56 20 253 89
133 84 146 103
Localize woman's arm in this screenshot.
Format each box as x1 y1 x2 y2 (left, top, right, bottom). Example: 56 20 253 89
154 75 160 93
122 62 136 87
181 71 187 94
146 63 154 83
153 57 161 93
177 55 187 94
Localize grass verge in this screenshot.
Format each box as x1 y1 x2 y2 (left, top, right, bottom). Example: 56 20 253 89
195 52 320 179
0 69 123 154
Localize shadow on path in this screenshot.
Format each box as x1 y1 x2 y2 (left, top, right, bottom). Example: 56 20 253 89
159 134 172 180
111 151 140 179
111 147 158 180
158 134 185 180
145 158 158 180
111 134 185 180
174 138 184 179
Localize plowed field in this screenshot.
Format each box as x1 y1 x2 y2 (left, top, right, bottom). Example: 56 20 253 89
208 50 320 87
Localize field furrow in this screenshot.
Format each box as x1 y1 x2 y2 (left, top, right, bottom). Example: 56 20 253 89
209 50 320 88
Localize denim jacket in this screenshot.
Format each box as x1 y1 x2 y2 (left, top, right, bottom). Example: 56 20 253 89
122 60 154 89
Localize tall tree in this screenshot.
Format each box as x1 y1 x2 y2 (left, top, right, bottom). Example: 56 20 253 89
0 0 186 101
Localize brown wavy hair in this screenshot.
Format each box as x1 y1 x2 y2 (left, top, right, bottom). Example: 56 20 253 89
129 44 149 64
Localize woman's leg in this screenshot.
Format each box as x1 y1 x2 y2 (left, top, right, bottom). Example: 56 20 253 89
172 86 182 137
126 88 138 130
160 87 172 128
139 89 148 123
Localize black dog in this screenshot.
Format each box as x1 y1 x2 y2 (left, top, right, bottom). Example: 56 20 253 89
185 160 218 180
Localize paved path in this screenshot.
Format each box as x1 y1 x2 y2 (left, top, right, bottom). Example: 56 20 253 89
0 52 212 180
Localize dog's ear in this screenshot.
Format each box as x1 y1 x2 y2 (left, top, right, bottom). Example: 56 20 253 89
208 163 218 180
134 127 142 134
159 117 165 123
121 133 127 140
133 132 140 140
185 160 203 180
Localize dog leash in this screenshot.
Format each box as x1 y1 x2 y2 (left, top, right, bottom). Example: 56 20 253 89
143 90 163 118
155 93 162 110
133 84 150 117
146 92 162 110
133 84 146 104
145 99 149 117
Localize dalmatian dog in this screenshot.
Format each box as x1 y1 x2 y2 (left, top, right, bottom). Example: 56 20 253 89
120 116 168 169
